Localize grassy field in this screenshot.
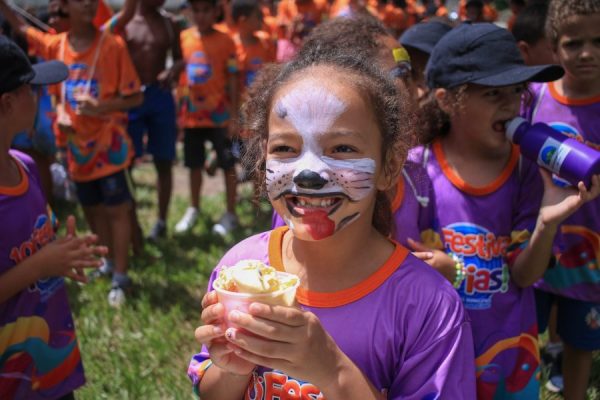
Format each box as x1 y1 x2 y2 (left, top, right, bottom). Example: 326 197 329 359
54 162 599 399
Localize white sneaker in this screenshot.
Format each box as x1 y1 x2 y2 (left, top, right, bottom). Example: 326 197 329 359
212 212 239 236
175 207 199 233
108 285 126 308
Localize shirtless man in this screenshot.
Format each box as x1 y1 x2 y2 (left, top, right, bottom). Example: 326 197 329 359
112 0 184 240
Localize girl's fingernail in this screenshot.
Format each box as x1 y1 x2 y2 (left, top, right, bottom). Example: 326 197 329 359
225 328 236 340
213 326 222 335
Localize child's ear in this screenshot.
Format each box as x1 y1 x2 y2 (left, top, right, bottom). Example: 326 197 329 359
0 92 15 115
517 41 530 64
434 88 453 115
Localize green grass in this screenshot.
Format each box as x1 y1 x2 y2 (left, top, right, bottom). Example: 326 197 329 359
54 162 600 399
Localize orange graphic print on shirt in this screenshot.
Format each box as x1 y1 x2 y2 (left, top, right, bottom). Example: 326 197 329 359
178 28 238 128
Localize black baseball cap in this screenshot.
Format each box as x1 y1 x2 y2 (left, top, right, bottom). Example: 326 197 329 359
426 23 563 89
0 35 68 94
399 21 453 55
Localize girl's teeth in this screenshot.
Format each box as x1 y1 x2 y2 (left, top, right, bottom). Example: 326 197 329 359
296 198 335 208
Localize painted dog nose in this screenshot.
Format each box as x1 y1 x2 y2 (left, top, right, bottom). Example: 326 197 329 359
293 170 328 190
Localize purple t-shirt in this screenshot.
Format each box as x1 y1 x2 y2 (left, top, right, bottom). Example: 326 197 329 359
188 228 476 399
271 162 435 247
410 142 543 399
0 150 85 399
526 82 600 303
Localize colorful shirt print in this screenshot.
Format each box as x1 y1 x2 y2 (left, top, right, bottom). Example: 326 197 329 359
526 82 600 303
25 27 142 182
234 33 276 90
0 150 84 399
188 227 476 399
178 28 238 128
410 142 544 399
277 0 328 31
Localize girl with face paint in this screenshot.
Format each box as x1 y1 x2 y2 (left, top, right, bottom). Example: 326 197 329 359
189 51 476 399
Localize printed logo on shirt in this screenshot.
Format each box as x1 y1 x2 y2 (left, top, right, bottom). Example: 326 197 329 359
443 223 510 310
585 307 600 330
245 57 264 87
244 370 323 400
9 212 62 302
65 63 100 108
187 51 212 84
546 122 600 187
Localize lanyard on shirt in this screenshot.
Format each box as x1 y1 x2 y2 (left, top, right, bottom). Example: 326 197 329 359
59 30 106 105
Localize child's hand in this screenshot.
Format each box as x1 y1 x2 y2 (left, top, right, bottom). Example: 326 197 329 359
194 291 256 376
37 233 106 284
222 302 346 387
407 238 456 283
75 94 104 116
539 170 600 229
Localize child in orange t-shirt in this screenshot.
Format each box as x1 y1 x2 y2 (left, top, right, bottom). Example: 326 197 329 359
232 0 276 92
176 0 240 236
0 0 143 307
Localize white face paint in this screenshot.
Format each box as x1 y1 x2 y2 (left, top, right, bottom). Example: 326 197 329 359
266 82 377 202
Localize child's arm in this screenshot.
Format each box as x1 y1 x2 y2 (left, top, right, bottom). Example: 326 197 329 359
0 226 107 304
0 0 29 36
511 172 600 287
76 92 143 116
102 0 139 34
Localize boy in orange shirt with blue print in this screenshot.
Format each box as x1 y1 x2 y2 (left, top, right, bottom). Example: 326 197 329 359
176 0 240 236
0 0 143 307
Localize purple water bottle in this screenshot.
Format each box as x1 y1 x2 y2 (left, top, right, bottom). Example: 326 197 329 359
506 117 600 188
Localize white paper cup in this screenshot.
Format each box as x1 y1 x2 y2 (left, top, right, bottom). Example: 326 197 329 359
213 271 300 328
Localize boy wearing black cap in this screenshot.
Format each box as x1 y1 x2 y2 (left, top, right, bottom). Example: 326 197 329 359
399 19 452 100
0 36 107 399
414 22 600 399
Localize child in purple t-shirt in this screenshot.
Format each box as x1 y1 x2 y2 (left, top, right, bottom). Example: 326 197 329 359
0 37 106 399
413 23 600 399
524 0 600 397
189 47 476 398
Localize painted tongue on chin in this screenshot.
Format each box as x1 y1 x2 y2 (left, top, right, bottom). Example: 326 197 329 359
303 210 335 240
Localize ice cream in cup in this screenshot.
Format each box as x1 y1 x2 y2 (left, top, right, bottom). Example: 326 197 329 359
213 260 300 328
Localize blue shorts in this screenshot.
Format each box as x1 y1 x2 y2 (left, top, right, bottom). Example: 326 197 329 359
535 289 600 351
127 84 177 161
75 170 133 207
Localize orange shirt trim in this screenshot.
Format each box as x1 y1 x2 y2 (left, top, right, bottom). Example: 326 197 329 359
0 156 29 196
433 140 520 196
268 227 409 307
548 81 600 106
391 177 404 212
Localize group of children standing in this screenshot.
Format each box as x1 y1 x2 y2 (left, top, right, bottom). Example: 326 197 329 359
0 0 599 398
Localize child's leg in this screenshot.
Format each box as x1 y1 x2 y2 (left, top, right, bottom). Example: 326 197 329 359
155 160 173 223
176 128 204 232
562 344 592 399
190 166 203 209
557 297 600 399
211 133 238 236
76 179 112 259
106 200 132 275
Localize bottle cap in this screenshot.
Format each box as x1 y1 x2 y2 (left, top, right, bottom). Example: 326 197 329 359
505 117 527 142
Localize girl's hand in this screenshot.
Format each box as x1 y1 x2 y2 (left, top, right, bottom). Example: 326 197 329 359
539 171 600 229
222 302 345 387
75 94 104 116
38 217 107 283
194 291 256 376
407 238 456 283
